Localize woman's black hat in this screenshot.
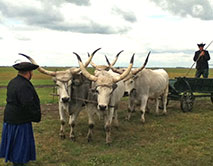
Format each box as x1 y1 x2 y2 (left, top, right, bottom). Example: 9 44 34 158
13 62 39 71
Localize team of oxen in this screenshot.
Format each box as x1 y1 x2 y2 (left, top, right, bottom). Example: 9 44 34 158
20 48 169 145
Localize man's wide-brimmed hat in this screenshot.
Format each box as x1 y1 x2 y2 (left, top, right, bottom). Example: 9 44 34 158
197 43 206 47
13 62 39 71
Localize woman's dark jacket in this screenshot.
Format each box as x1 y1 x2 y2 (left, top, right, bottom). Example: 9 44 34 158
4 75 41 124
193 50 210 70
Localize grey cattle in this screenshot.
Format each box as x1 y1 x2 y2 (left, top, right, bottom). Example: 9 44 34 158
124 68 169 123
74 52 134 144
69 72 94 140
107 52 168 122
19 48 100 140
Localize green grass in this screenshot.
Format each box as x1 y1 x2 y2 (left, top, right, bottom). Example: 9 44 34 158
0 67 95 106
0 85 56 107
164 68 213 78
1 100 212 166
0 67 213 166
0 88 7 106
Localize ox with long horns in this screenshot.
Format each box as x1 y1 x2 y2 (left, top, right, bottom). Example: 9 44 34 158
74 52 134 144
19 48 100 140
106 51 169 123
88 50 130 126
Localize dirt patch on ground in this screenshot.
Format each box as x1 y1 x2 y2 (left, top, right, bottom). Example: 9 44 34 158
41 103 58 113
40 103 62 119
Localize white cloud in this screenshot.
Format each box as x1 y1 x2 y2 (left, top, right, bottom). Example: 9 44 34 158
0 0 212 68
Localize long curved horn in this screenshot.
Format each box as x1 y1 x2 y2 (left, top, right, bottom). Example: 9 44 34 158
73 52 98 82
113 53 134 83
105 50 123 67
19 53 56 76
132 51 151 75
89 54 109 71
88 54 109 71
111 50 123 66
19 48 101 76
86 48 102 68
89 50 123 71
105 50 123 73
71 48 101 74
88 52 98 69
105 55 124 74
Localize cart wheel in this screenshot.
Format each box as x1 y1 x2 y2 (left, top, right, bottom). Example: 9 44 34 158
180 92 195 112
211 93 213 103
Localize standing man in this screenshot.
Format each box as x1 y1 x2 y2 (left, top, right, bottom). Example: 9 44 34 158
193 43 211 78
0 61 41 166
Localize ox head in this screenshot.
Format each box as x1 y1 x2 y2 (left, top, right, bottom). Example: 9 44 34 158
74 52 134 111
52 77 72 103
106 51 151 96
19 48 100 104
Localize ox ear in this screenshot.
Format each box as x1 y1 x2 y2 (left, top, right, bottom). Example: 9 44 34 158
130 88 136 97
90 82 97 93
112 83 118 91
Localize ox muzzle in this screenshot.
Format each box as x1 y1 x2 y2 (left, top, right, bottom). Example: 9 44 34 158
62 97 70 103
123 91 129 97
98 105 107 111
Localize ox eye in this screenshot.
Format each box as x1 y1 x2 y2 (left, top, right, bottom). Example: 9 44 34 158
95 89 99 94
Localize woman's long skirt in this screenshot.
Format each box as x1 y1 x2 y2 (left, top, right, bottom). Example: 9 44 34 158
0 122 36 163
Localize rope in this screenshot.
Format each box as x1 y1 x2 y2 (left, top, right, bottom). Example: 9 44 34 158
72 97 98 104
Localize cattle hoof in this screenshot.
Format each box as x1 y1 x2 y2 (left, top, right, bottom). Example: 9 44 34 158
87 135 92 142
87 138 92 143
60 135 66 140
106 142 111 146
125 116 130 121
146 110 150 114
70 136 76 142
162 111 167 115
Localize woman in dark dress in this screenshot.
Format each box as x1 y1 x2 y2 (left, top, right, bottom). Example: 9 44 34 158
0 62 41 166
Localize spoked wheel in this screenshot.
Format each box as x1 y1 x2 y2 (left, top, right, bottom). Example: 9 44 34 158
180 91 195 112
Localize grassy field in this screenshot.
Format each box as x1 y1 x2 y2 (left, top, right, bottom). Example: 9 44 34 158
0 67 213 166
0 67 94 106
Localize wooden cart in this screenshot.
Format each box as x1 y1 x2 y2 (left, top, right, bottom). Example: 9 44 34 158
168 77 213 112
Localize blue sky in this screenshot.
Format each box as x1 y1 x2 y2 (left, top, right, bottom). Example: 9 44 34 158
0 0 213 68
